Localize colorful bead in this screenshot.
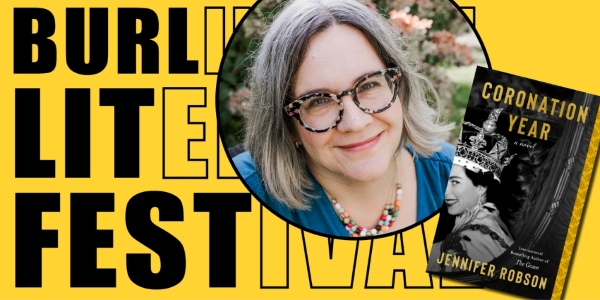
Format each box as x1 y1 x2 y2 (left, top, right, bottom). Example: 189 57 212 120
328 182 403 237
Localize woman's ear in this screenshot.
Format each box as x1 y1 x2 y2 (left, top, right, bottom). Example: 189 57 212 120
477 185 488 202
287 122 302 148
290 132 301 148
478 186 488 195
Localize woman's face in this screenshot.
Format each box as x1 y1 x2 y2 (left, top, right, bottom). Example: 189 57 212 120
292 24 404 184
445 165 482 215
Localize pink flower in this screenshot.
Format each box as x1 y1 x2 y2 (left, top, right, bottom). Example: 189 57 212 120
429 30 474 65
389 9 432 34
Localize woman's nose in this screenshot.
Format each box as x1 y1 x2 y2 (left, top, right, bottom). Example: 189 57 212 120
445 182 452 197
336 95 373 132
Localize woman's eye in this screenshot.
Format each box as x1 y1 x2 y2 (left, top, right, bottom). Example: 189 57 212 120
307 97 332 108
358 81 379 92
450 180 459 185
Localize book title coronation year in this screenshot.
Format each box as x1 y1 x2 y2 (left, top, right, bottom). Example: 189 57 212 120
481 82 591 140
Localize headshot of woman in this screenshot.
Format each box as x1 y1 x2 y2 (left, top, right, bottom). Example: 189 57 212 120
231 0 458 237
427 108 516 271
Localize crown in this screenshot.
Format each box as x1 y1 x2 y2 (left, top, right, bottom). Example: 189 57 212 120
454 108 516 182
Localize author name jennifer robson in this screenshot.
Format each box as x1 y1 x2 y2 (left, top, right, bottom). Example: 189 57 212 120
432 251 548 290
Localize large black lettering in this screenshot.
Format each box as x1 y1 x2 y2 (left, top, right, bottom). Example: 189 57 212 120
99 88 154 178
169 8 198 74
70 193 116 287
13 8 57 73
15 193 60 287
194 193 251 287
126 191 186 289
66 8 109 75
15 89 55 178
65 89 91 178
117 8 159 74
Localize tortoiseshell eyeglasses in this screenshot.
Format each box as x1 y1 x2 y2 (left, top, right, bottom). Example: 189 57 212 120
285 67 401 133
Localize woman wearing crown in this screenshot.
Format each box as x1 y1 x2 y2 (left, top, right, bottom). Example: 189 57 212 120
428 108 515 272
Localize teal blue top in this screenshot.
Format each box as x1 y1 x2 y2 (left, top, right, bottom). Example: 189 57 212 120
233 142 455 237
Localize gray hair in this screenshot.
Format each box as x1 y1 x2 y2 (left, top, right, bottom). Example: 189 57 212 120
243 0 453 210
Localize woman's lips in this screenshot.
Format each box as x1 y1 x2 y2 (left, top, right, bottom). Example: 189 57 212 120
445 199 458 207
338 133 381 152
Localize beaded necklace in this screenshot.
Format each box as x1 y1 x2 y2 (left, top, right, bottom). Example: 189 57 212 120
327 160 402 237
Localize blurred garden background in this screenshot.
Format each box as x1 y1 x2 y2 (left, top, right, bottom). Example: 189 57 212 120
218 0 488 149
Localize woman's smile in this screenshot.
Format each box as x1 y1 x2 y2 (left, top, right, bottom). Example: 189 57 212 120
337 132 381 152
445 198 458 207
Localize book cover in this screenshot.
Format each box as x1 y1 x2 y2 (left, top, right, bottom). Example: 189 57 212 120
426 66 600 299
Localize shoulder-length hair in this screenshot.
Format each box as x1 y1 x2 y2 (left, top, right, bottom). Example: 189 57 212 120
243 0 453 210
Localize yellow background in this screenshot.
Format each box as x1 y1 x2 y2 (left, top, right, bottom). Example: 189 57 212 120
1 0 599 299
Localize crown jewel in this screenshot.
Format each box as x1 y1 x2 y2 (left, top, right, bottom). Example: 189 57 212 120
455 108 515 182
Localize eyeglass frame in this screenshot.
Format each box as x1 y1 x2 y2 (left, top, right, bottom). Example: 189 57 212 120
284 67 402 133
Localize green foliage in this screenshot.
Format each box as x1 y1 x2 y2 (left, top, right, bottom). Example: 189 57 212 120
219 0 282 148
218 19 258 147
450 83 472 140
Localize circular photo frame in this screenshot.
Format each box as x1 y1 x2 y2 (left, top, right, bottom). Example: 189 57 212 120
217 0 490 239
